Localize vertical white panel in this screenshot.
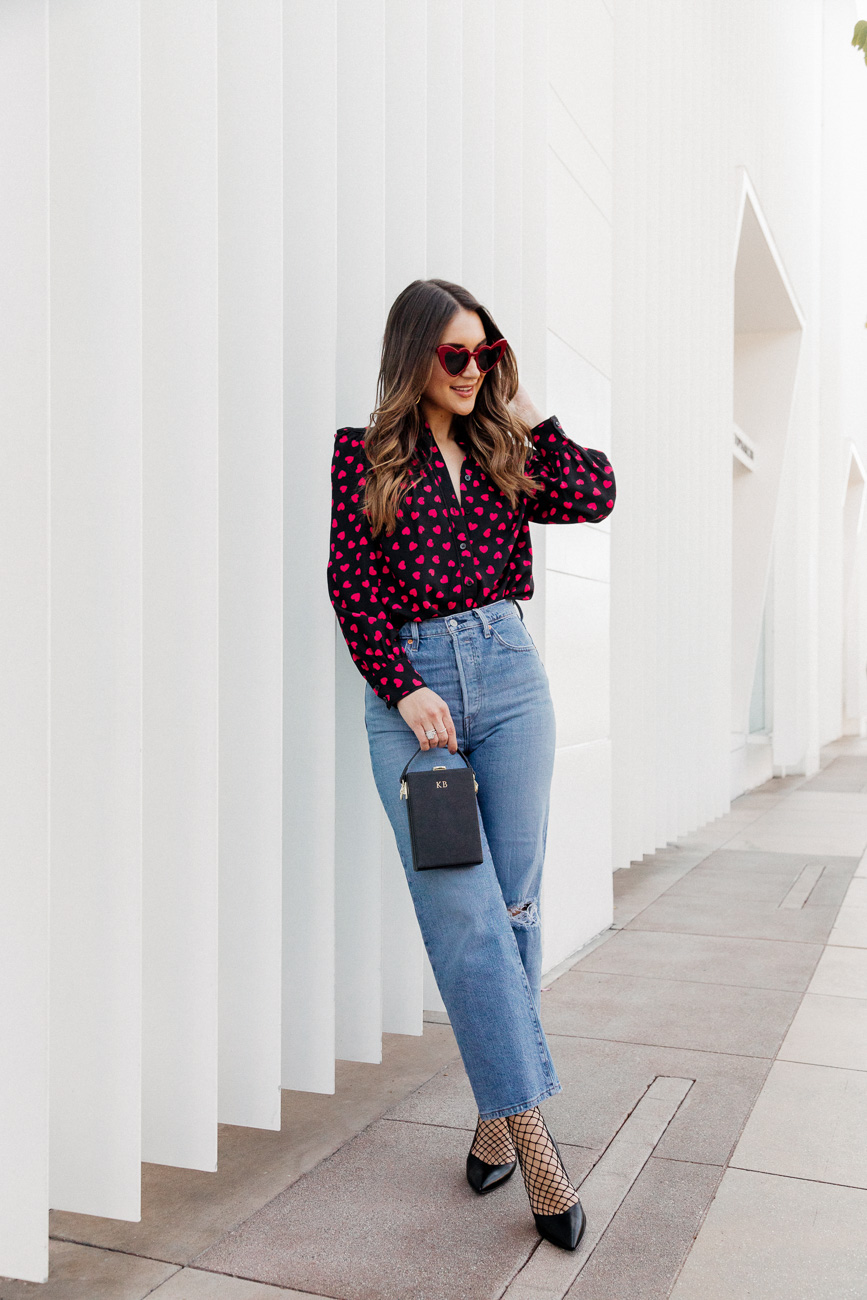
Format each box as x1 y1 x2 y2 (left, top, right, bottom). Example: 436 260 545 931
384 0 427 303
427 0 462 278
282 0 337 1093
644 0 662 853
523 0 548 614
520 0 547 398
493 0 524 343
612 0 649 865
640 0 660 856
48 0 143 1217
654 1 673 842
0 1 49 1280
542 0 614 962
141 0 219 1170
217 0 284 1130
703 0 731 825
682 0 702 818
333 0 386 1065
380 0 428 1036
462 0 494 302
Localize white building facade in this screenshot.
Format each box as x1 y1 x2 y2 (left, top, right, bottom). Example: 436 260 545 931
2 0 866 1282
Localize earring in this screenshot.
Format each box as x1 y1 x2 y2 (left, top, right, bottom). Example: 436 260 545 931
415 395 421 405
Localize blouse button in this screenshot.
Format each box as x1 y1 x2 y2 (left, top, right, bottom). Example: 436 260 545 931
459 542 468 550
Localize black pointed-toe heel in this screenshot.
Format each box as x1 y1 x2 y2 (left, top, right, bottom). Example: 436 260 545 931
533 1197 586 1251
533 1128 586 1250
510 1113 587 1250
466 1150 518 1194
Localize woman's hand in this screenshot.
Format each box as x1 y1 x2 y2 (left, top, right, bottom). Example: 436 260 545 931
397 687 458 754
508 381 545 429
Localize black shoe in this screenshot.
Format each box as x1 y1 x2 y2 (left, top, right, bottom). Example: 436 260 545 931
533 1127 586 1250
533 1197 586 1250
466 1150 518 1194
509 1112 587 1250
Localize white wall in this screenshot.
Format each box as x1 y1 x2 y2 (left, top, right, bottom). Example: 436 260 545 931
2 0 867 1283
819 1 867 743
540 0 616 969
48 0 144 1223
611 0 867 865
0 2 50 1283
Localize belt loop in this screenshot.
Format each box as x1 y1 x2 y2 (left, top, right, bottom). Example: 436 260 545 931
475 605 493 637
412 620 419 650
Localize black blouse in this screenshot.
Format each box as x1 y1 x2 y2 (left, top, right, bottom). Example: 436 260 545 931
327 415 616 708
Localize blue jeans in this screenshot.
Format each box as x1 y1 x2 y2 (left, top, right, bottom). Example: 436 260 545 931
364 597 561 1120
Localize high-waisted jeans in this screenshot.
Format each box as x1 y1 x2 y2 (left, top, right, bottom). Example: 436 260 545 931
364 596 561 1120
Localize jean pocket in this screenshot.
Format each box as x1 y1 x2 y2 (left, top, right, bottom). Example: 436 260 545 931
490 618 537 653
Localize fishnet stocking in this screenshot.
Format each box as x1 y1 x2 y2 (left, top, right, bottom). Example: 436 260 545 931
469 1115 516 1165
506 1106 582 1216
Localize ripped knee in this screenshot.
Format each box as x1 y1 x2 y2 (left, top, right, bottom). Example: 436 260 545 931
506 899 539 928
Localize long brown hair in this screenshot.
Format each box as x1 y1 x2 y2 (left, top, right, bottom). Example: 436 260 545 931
362 278 540 537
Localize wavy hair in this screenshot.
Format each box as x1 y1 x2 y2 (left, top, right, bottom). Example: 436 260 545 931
361 278 541 537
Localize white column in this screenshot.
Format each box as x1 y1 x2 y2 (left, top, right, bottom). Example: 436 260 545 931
492 0 524 343
333 0 386 1065
0 1 49 1280
541 0 615 968
612 0 661 864
217 0 284 1130
141 0 219 1170
523 0 548 623
462 0 495 304
611 0 642 868
281 0 338 1093
380 0 429 1037
47 0 143 1217
427 0 463 280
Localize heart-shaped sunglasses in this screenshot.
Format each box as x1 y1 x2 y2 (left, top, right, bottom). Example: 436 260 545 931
435 337 508 377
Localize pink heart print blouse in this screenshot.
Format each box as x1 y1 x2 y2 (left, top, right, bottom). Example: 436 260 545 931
327 415 616 709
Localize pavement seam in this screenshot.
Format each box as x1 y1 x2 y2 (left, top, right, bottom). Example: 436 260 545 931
45 1235 182 1269
174 1263 346 1299
139 1264 184 1298
379 1114 599 1152
622 924 843 946
551 965 823 992
724 1164 867 1193
540 1031 787 1060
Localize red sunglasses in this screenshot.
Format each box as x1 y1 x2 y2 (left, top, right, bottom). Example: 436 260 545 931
435 337 508 377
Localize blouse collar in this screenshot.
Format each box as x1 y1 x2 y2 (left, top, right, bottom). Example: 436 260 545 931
419 419 470 456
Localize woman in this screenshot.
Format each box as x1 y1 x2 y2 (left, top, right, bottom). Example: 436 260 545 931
326 278 616 1251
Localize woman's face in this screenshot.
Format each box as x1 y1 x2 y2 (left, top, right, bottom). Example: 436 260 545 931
419 308 487 422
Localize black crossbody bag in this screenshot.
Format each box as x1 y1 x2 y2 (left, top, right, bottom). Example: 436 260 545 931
399 745 484 871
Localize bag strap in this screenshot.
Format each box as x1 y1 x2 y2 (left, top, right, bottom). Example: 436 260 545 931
399 744 478 785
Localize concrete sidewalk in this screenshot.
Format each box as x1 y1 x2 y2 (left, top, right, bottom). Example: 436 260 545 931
5 738 867 1300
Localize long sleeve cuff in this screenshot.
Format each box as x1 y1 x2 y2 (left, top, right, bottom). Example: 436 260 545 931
525 415 616 523
329 604 429 709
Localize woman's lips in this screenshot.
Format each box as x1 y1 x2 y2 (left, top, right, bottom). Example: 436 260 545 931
451 384 475 396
